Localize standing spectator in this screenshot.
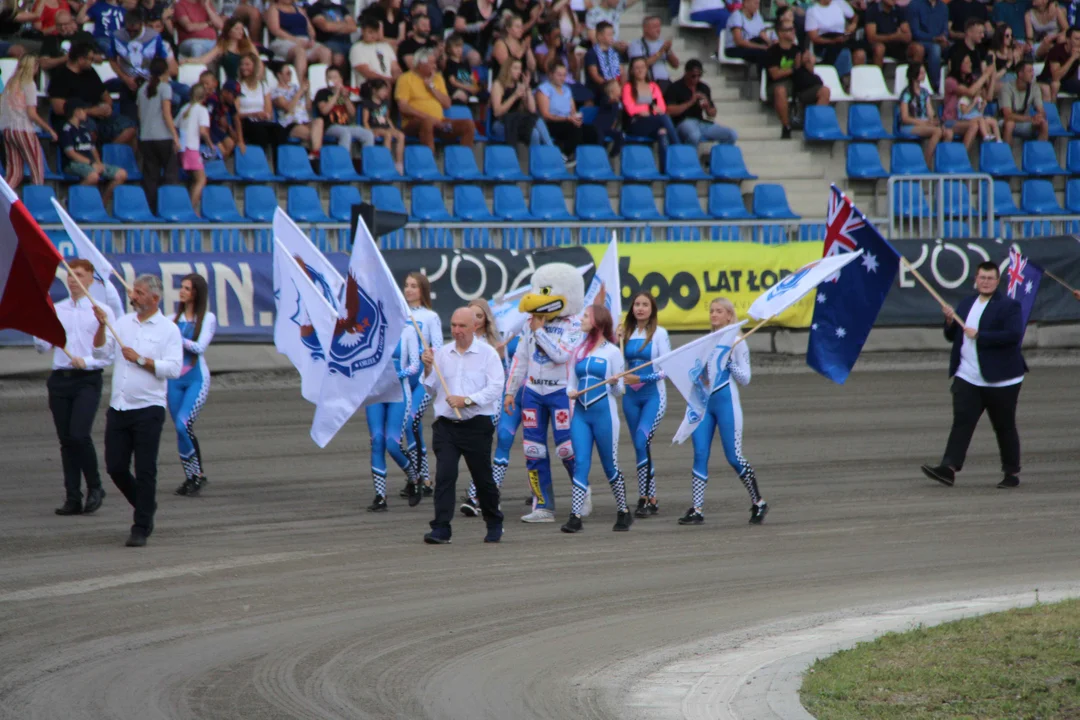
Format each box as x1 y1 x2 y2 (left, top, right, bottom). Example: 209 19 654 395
182 17 258 82
765 21 828 138
586 0 638 52
109 8 178 118
490 12 535 79
725 0 772 66
395 47 475 150
898 62 952 167
60 101 129 206
1038 26 1080 101
265 0 330 82
176 85 211 214
536 60 590 161
628 16 679 90
137 57 180 214
806 0 865 89
40 11 97 73
943 52 1000 147
1000 60 1049 143
31 0 70 36
270 61 315 148
443 34 482 104
314 65 375 151
0 0 40 60
665 58 737 146
584 20 621 100
361 0 406 50
948 0 992 42
360 78 405 172
77 0 125 54
396 3 438 69
454 0 496 62
491 57 554 147
350 16 401 89
48 41 137 144
1 54 56 190
621 56 678 170
908 0 949 92
307 0 356 71
866 0 923 67
992 0 1028 51
173 0 223 59
236 52 288 148
689 0 732 34
1025 0 1066 61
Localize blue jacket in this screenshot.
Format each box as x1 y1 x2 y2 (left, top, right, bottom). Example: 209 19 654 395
909 0 949 41
945 291 1028 383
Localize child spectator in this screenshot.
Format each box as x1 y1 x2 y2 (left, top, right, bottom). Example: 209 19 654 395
211 77 243 158
361 78 405 173
0 54 56 190
177 85 212 216
76 0 126 54
61 101 128 206
584 21 621 101
270 61 316 154
137 57 180 213
443 34 481 104
315 66 375 152
898 62 952 167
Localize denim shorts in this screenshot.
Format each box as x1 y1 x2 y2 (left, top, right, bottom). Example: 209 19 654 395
65 162 124 180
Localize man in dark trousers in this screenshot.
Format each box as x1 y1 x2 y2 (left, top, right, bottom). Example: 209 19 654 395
922 261 1028 489
421 307 506 545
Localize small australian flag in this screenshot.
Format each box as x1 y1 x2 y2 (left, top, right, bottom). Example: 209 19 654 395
1005 247 1043 335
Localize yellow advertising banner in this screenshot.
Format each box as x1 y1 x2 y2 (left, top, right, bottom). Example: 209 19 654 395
586 241 827 331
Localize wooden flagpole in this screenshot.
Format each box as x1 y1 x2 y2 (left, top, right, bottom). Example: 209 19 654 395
1043 268 1078 295
901 257 968 332
60 257 125 345
410 313 461 420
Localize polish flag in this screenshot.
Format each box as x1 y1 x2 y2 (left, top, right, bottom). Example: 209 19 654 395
0 177 66 347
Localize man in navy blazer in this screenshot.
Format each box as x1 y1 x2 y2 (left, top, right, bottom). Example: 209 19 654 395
922 261 1028 489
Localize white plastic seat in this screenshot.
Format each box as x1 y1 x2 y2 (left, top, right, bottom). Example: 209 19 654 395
814 64 852 102
308 63 328 100
849 65 895 101
93 61 118 84
759 67 768 102
893 63 941 99
678 0 713 29
177 63 207 87
717 30 746 66
0 58 18 86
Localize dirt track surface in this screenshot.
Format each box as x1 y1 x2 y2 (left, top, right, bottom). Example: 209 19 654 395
1 365 1079 720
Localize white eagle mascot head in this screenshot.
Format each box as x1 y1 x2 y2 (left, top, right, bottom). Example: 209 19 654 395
518 263 585 319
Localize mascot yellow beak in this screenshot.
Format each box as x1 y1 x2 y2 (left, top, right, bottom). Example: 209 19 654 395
519 292 567 318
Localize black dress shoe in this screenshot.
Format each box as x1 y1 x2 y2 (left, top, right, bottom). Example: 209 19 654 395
55 500 82 516
83 488 105 514
997 474 1020 488
125 533 147 547
921 464 955 487
423 531 451 544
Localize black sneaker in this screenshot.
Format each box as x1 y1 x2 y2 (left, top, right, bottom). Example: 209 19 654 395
997 474 1020 488
647 501 659 516
484 523 504 543
186 476 205 497
921 464 955 487
423 485 433 497
749 501 769 525
83 488 105 514
407 482 423 507
678 508 705 525
634 498 649 518
424 530 451 544
460 498 480 517
367 495 388 512
781 126 792 139
54 499 82 515
174 479 192 496
399 483 412 499
613 510 633 532
561 514 583 533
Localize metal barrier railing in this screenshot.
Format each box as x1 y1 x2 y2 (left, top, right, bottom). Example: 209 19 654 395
886 173 994 240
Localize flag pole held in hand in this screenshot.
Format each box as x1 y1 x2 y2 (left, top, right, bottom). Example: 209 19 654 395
412 315 461 419
59 256 125 345
900 257 968 332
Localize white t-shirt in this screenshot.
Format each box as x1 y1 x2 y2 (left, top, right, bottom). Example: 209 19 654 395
349 40 396 86
237 80 269 115
956 297 1024 388
726 9 767 47
805 0 854 36
178 103 210 151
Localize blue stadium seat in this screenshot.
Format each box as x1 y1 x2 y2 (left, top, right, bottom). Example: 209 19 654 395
235 146 283 181
444 146 486 181
1043 103 1069 137
530 185 574 220
23 186 60 223
68 186 115 223
410 185 453 221
1070 104 1080 135
204 157 239 182
114 185 161 222
891 143 931 174
362 146 404 181
372 184 408 214
892 105 920 140
319 145 365 181
575 185 619 220
1020 179 1064 214
1065 179 1080 213
980 142 1024 176
493 185 533 219
288 186 331 222
34 145 65 181
328 185 363 222
891 183 932 217
575 145 619 181
707 184 753 219
804 106 850 141
484 145 529 181
847 104 890 141
934 142 974 174
244 185 278 222
445 104 485 142
277 145 319 181
202 186 245 222
665 145 709 180
992 180 1025 215
619 185 663 219
1066 140 1080 174
404 146 447 181
620 145 666 181
664 184 707 219
941 180 971 217
529 145 573 181
453 186 496 220
846 143 888 179
158 185 206 222
209 229 247 252
102 143 142 181
709 144 757 181
1021 140 1065 176
125 229 162 253
752 184 800 219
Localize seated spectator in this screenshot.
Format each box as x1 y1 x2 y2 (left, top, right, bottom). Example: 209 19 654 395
492 57 554 148
265 0 330 82
536 60 596 162
444 34 482 103
1039 26 1080 101
621 56 678 170
40 10 99 73
306 0 355 70
76 0 125 54
586 0 637 53
535 23 591 105
173 0 223 59
137 58 180 213
397 3 439 69
0 1 40 60
395 47 475 150
183 17 258 83
32 0 70 36
60 101 128 205
665 58 736 146
806 0 866 90
351 17 401 89
1000 59 1049 143
453 0 496 65
765 20 829 138
314 65 374 151
948 0 992 42
1 55 56 190
236 52 288 149
990 22 1024 93
866 0 923 67
109 8 179 117
177 84 211 215
491 11 535 80
908 0 948 92
227 0 264 45
943 52 1000 147
949 16 990 77
992 0 1028 52
689 0 732 34
898 62 952 167
361 0 406 50
628 15 679 91
270 61 316 151
48 41 137 144
1026 0 1066 61
209 77 242 158
585 20 621 101
361 78 405 173
725 0 772 66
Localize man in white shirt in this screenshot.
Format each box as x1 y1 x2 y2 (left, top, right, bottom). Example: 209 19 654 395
349 17 401 89
420 307 506 545
35 259 116 517
93 274 183 547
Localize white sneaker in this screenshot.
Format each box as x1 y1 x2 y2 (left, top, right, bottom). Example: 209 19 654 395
581 487 593 517
521 509 556 523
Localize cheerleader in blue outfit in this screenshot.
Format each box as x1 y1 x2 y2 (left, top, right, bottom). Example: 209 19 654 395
681 297 768 526
170 274 217 497
461 299 506 516
365 329 420 511
564 305 634 533
619 292 671 518
400 272 443 500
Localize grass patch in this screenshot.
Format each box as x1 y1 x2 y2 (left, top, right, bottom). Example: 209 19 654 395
800 598 1080 719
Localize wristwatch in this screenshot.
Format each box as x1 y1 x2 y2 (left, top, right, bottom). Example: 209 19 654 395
136 357 146 367
464 397 474 407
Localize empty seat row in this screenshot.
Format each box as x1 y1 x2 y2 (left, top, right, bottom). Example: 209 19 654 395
846 140 1080 179
890 178 1079 218
808 103 1073 143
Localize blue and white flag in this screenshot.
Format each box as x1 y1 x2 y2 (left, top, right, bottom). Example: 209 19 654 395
310 214 411 448
583 233 621 320
807 186 901 384
653 321 746 444
747 249 863 321
1005 246 1043 334
273 208 345 403
51 197 125 318
274 237 338 397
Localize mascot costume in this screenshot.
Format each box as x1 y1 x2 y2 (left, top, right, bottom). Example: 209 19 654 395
506 263 585 522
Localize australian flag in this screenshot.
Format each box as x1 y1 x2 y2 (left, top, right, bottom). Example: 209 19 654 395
807 186 901 384
1005 247 1042 334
